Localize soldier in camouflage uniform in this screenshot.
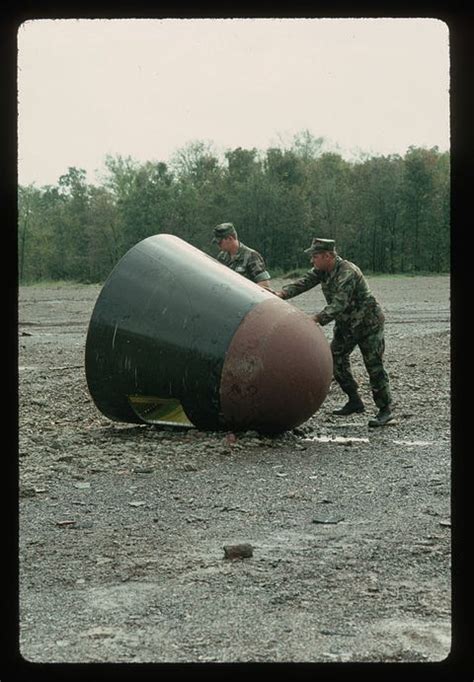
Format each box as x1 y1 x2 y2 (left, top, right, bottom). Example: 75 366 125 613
276 237 393 427
212 223 272 289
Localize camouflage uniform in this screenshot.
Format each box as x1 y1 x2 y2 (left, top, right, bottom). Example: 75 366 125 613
212 222 271 285
281 255 392 410
217 242 271 284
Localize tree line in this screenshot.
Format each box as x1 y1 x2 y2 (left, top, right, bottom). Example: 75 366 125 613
18 132 450 283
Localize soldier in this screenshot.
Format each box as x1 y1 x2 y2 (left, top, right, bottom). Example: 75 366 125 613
212 222 272 289
275 237 393 427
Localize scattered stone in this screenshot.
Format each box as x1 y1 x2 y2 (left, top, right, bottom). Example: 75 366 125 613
20 486 37 498
223 543 254 560
292 427 307 437
83 626 117 639
96 557 113 565
312 516 345 525
129 501 146 507
320 629 355 636
71 520 94 530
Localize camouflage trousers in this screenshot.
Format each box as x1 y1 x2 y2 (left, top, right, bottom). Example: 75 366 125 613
330 323 392 409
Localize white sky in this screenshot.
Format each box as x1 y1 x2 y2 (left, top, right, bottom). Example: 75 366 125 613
17 17 450 187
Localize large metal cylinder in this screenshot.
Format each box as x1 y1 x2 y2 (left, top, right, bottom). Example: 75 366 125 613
85 234 333 434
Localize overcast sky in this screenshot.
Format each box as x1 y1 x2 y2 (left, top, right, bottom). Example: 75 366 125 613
17 17 450 187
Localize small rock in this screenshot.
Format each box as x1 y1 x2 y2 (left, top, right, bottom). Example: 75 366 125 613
312 515 344 525
83 626 116 639
292 427 306 437
20 486 37 498
73 520 94 530
223 543 254 560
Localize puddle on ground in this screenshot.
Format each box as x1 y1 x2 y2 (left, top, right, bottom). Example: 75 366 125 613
303 435 370 444
393 439 434 447
303 436 435 447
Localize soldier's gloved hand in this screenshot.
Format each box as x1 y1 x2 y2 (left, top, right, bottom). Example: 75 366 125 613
274 290 285 298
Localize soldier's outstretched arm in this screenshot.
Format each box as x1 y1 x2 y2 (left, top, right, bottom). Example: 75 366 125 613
279 269 321 300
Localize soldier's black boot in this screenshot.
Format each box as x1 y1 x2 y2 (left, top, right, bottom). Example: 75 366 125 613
333 394 365 416
368 406 394 427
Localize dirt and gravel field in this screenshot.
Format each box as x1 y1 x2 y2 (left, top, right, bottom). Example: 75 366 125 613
17 274 451 664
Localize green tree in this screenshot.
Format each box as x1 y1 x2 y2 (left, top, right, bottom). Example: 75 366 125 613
57 167 92 280
18 184 39 281
18 142 450 283
87 186 122 281
302 153 354 258
291 129 325 161
170 140 225 248
400 146 450 272
350 155 404 272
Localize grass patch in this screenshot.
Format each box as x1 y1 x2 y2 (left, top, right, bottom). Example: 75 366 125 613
271 269 450 280
365 271 450 278
19 279 102 288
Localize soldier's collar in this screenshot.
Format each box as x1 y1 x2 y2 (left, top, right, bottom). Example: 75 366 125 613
330 255 343 273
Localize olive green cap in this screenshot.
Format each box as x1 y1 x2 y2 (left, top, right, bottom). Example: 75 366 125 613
212 223 237 243
304 237 336 254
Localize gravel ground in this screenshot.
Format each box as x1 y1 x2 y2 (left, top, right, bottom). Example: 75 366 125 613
17 274 451 664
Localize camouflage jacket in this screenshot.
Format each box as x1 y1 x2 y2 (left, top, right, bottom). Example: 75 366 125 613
217 242 271 284
281 256 384 335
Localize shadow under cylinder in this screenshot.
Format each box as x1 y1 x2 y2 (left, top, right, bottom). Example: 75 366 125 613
85 234 333 434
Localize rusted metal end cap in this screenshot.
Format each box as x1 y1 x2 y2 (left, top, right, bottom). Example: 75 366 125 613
219 297 333 434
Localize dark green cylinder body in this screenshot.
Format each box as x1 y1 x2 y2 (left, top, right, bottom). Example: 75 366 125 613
85 234 333 434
